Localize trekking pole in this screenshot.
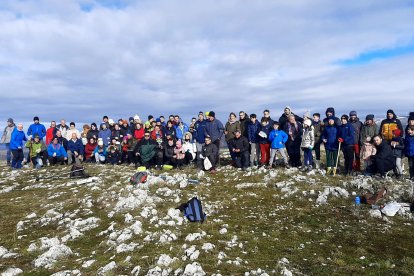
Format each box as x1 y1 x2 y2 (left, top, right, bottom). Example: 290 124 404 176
333 142 342 176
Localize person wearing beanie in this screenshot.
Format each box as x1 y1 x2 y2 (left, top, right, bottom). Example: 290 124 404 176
47 136 68 166
65 122 81 141
268 121 289 169
300 119 315 172
1 118 16 165
360 114 378 145
349 111 363 171
323 107 341 126
10 123 27 169
27 116 46 141
25 134 47 169
93 139 107 164
405 112 414 136
312 113 323 169
322 117 339 175
338 115 356 175
379 109 403 142
391 128 405 178
204 110 224 166
278 107 303 131
247 114 261 166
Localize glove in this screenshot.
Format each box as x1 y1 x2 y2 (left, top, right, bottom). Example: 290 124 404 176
338 138 344 143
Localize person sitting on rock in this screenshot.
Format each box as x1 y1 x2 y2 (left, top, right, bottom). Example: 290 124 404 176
25 134 47 169
197 136 218 173
47 137 67 165
365 135 395 178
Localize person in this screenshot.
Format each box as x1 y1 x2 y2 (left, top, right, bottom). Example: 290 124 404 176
175 121 189 141
204 111 224 166
133 122 145 142
182 132 197 164
81 124 90 145
45 121 57 145
379 109 403 143
361 136 376 170
278 106 303 131
247 114 261 166
25 134 47 169
268 121 289 169
228 130 250 170
47 136 68 165
67 133 84 165
107 143 121 165
94 139 107 164
366 135 395 177
172 140 186 168
111 124 122 141
134 132 157 168
55 130 68 151
300 119 315 172
122 133 137 165
405 112 414 136
323 107 341 126
119 120 129 140
87 123 99 140
10 123 27 169
84 138 97 162
1 118 16 165
151 125 163 141
98 123 112 146
66 122 81 141
390 129 404 178
197 136 218 173
258 117 272 166
57 119 69 139
102 115 110 129
238 111 250 138
224 112 241 163
164 138 176 166
360 114 378 145
261 109 274 126
165 121 176 139
194 112 207 158
405 126 414 180
322 117 339 175
312 113 323 169
284 114 303 167
27 116 46 142
338 115 355 176
348 111 363 171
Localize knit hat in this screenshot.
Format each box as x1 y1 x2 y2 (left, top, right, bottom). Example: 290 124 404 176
393 129 402 137
408 112 414 121
326 107 335 116
349 111 357 117
327 116 335 122
209 111 215 117
148 115 154 120
108 119 115 125
7 118 13 124
285 106 291 112
365 114 374 121
134 115 140 120
303 119 312 127
129 117 134 122
33 116 39 121
98 140 104 146
34 134 40 139
341 114 349 121
156 118 161 123
205 111 210 116
387 109 395 115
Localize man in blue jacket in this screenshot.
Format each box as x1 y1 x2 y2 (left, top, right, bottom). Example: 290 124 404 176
10 123 27 169
338 115 355 175
204 111 224 166
67 133 84 165
27 116 46 140
47 137 68 165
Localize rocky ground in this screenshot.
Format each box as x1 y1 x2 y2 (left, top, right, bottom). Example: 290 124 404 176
1 157 414 275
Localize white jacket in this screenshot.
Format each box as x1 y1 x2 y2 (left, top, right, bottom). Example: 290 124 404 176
182 141 197 159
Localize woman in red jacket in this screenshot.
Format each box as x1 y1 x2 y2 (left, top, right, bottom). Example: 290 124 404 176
46 121 57 145
134 123 145 142
84 138 97 162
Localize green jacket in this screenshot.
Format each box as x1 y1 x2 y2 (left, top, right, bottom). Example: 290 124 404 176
25 140 46 158
136 139 157 162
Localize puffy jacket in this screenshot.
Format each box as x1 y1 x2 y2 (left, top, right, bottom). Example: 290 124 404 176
338 123 355 146
201 142 218 159
322 107 341 126
224 121 241 142
67 139 85 155
360 123 379 144
84 142 97 159
194 119 207 143
313 121 323 142
135 138 157 162
268 129 288 149
405 135 414 157
204 119 225 142
379 110 403 141
228 136 249 153
349 118 362 145
47 143 67 158
25 140 46 158
258 123 272 144
164 143 175 159
175 123 189 140
10 128 27 150
27 123 46 140
98 129 112 145
46 127 56 145
239 117 250 137
246 120 260 143
182 141 197 159
322 125 339 151
93 145 107 156
391 137 404 158
372 140 395 169
301 126 315 148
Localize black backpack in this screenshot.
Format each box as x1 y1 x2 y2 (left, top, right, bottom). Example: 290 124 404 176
177 197 206 223
130 171 148 185
70 165 89 178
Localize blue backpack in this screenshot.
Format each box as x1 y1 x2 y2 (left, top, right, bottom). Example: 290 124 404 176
182 197 206 223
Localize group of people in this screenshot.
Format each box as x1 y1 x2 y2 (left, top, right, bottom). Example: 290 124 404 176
1 108 414 179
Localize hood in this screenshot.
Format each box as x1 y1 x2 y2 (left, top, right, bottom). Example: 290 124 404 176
386 109 396 119
325 107 335 117
408 112 414 121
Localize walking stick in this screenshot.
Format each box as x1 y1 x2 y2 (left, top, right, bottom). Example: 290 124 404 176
333 142 342 176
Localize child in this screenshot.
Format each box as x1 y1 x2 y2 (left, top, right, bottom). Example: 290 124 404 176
312 113 323 169
247 114 261 166
322 117 339 175
360 136 376 170
258 118 272 166
107 145 121 165
173 140 186 168
268 121 289 168
405 126 414 180
338 115 355 176
390 129 404 178
300 119 315 171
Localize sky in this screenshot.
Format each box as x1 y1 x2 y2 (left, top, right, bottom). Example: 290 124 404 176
1 0 414 129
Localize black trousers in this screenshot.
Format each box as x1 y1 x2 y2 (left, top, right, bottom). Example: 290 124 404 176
235 151 249 169
342 144 354 174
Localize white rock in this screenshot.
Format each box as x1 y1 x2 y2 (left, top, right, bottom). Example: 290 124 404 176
1 267 23 276
124 213 134 223
0 246 8 258
131 265 141 275
201 243 215 252
281 268 293 276
82 259 96 268
184 246 200 261
116 243 139 253
369 209 382 219
157 254 177 267
219 228 228 234
183 262 205 276
130 221 143 235
25 213 37 219
34 244 73 268
381 202 401 217
97 261 117 275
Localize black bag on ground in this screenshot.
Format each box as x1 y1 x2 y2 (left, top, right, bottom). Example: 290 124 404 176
177 197 206 223
70 165 89 178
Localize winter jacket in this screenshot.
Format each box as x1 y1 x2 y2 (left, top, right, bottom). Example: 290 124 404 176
301 126 315 148
349 118 362 145
87 128 99 140
10 128 27 150
390 137 404 158
164 143 176 159
279 113 303 131
361 142 376 161
135 139 157 162
107 149 121 164
379 110 403 141
182 141 197 159
284 122 303 143
338 123 355 146
67 139 85 155
27 123 46 140
1 124 15 144
313 121 323 143
239 117 250 137
194 119 207 143
56 136 68 151
201 143 218 159
268 129 288 149
258 123 272 144
164 126 176 138
25 140 46 158
322 107 341 126
84 142 97 159
134 128 145 141
228 136 250 153
372 140 394 169
322 125 339 151
247 120 261 143
360 123 379 144
98 129 112 146
46 127 57 145
57 124 69 138
174 145 186 160
66 128 81 141
47 143 67 158
224 121 241 142
175 123 189 140
204 119 225 142
111 129 121 141
405 135 414 157
93 145 107 157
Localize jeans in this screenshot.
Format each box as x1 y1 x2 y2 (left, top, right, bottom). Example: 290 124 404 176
250 143 260 165
11 149 24 169
302 147 313 166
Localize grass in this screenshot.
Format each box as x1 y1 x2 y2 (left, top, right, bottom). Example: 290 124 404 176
1 157 414 275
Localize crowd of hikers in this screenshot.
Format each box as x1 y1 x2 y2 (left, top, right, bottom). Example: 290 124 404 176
2 108 414 180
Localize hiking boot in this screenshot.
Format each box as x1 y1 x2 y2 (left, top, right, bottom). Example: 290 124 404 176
210 169 217 174
326 167 332 175
300 166 308 172
285 163 290 169
314 160 320 169
307 166 313 172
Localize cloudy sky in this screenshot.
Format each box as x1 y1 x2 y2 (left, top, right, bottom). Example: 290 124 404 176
1 0 414 127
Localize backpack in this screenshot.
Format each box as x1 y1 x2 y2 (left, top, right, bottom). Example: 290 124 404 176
70 165 89 178
179 197 206 223
130 171 148 185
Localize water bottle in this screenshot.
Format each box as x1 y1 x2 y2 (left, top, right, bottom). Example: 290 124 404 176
188 179 199 184
355 196 361 206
